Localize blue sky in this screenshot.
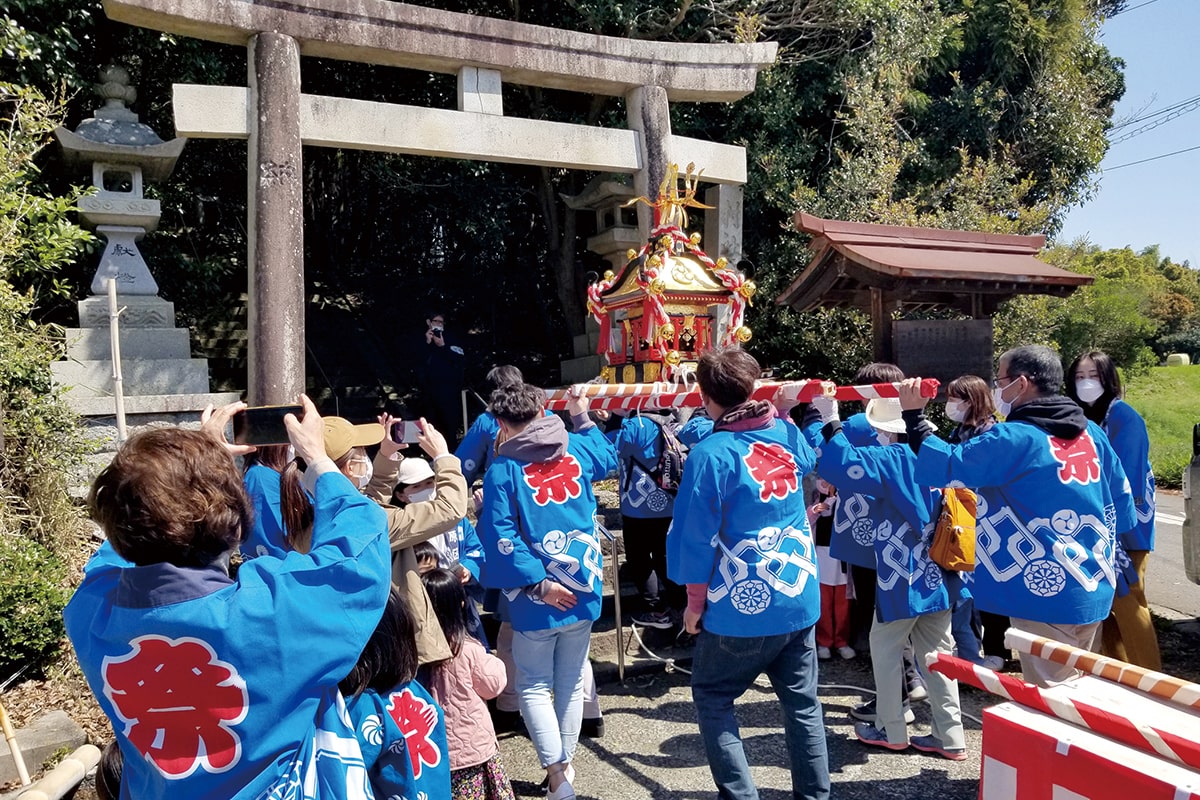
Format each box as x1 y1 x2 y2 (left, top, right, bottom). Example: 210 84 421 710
1057 0 1199 267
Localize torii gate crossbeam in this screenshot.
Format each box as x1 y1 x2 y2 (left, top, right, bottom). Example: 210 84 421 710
102 0 777 404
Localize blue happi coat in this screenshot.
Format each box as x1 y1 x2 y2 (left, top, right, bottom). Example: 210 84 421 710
1104 399 1156 551
456 409 553 485
615 414 676 519
64 469 391 800
241 463 287 559
816 428 949 622
800 411 881 570
344 681 449 800
477 418 617 632
667 418 821 637
915 414 1136 625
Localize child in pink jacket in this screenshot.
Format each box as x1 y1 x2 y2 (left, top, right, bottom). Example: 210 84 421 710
423 568 515 800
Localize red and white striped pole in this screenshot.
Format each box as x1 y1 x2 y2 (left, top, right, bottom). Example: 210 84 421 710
542 379 940 412
1005 629 1200 712
927 651 1200 771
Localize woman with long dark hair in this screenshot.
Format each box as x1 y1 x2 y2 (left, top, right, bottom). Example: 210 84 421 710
1067 350 1161 670
944 375 1010 670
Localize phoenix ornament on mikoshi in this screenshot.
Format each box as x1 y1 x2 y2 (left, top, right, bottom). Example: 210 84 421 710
586 163 754 385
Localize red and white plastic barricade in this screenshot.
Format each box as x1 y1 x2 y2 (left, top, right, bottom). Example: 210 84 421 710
928 643 1200 800
982 700 1200 800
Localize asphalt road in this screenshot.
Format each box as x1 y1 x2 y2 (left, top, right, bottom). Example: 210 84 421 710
1143 491 1200 621
494 494 1200 800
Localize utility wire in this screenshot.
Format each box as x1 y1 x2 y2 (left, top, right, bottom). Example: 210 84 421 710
1111 94 1200 131
1110 98 1200 144
1105 143 1200 170
1117 0 1163 12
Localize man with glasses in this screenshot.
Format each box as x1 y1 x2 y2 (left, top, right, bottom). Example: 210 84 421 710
896 345 1136 686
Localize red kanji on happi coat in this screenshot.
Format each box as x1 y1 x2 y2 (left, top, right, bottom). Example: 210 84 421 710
1048 431 1101 485
102 635 248 779
522 454 584 506
386 688 442 778
743 442 799 502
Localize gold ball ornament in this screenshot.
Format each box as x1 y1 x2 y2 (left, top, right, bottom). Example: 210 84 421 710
738 280 758 300
649 278 667 295
603 270 615 281
626 249 638 261
665 350 682 367
658 322 676 341
735 326 753 343
715 257 728 270
689 232 702 246
647 255 662 268
659 235 674 250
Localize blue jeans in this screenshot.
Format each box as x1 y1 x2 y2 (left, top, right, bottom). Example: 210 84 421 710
511 619 593 768
691 625 830 800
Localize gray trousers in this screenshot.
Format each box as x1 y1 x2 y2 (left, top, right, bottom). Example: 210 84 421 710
869 609 965 748
1010 618 1100 687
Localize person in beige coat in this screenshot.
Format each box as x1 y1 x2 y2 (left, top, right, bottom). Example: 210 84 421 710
366 413 470 666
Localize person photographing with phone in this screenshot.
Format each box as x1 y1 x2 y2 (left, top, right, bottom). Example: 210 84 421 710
421 310 466 447
65 397 394 799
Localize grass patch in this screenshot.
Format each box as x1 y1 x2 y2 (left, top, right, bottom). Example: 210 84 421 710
1124 365 1199 488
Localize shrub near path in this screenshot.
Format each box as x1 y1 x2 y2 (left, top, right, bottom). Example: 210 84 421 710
1124 364 1200 489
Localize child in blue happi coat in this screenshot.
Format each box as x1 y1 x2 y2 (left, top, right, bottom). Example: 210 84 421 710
341 586 451 800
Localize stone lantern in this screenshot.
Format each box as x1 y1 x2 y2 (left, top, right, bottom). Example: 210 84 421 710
52 66 237 424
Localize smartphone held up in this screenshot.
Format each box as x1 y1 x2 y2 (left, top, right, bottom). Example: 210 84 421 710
390 419 422 445
233 404 303 446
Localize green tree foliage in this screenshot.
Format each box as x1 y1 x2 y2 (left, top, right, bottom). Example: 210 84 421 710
995 242 1200 374
1 0 1126 396
0 55 92 669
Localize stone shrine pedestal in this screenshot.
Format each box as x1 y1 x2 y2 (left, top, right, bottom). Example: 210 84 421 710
52 295 237 418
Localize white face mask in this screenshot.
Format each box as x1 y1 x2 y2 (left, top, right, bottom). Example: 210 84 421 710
406 487 437 504
355 461 373 491
992 381 1017 418
945 400 967 423
1075 378 1104 405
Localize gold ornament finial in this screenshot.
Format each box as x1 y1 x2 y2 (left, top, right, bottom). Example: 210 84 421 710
715 256 728 270
649 278 667 295
603 270 615 281
626 249 638 261
621 163 713 229
735 326 753 343
665 350 682 366
658 322 676 341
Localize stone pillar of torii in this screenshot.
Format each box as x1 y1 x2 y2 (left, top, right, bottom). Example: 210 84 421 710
102 0 777 403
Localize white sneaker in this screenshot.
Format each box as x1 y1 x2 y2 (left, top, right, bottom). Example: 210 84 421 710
837 645 856 660
547 764 575 800
817 646 832 660
978 655 1006 671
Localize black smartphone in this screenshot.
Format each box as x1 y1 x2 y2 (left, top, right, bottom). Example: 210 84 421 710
233 404 303 446
390 420 422 444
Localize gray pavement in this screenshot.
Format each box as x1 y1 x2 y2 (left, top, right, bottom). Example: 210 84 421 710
494 497 1200 799
1143 491 1200 622
498 653 988 799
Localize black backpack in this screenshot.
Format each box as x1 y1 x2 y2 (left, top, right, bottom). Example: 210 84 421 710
641 413 689 494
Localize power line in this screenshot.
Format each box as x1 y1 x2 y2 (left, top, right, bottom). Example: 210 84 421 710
1118 0 1163 12
1111 93 1200 131
1110 98 1200 144
1105 143 1200 170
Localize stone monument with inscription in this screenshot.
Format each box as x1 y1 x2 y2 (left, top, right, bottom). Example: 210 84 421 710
52 66 238 424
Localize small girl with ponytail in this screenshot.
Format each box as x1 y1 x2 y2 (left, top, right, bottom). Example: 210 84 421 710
422 568 515 800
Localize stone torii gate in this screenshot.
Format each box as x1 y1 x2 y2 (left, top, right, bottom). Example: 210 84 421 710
103 0 777 404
